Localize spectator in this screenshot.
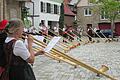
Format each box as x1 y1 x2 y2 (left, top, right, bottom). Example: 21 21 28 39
40 21 48 36
0 19 8 76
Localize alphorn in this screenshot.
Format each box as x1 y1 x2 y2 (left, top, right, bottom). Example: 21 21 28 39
44 34 70 51
84 32 96 44
69 29 94 44
99 31 112 42
32 35 116 80
33 47 77 68
43 35 69 52
90 27 105 42
23 32 70 52
59 28 81 43
48 29 79 49
39 29 73 49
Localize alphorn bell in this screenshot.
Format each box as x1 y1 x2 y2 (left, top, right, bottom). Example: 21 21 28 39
97 65 109 77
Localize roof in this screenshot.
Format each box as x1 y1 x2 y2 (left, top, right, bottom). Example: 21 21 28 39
77 0 89 7
69 0 79 5
50 0 63 3
64 3 75 16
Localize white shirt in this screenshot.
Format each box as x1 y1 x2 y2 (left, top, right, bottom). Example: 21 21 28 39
63 28 66 31
94 28 98 32
54 27 59 32
5 37 30 60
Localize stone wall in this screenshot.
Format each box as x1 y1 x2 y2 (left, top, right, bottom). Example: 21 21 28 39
7 0 21 19
0 0 22 20
0 1 1 20
77 6 99 31
0 0 3 20
64 15 75 26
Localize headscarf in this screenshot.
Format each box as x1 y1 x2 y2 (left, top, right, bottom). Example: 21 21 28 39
0 19 8 30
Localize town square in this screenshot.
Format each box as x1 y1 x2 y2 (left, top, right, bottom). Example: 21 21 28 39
0 0 120 80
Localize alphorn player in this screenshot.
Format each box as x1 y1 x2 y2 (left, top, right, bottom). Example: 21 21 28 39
87 24 93 41
2 18 44 80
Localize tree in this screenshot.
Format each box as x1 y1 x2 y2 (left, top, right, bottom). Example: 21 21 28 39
21 7 31 28
59 3 64 35
91 0 120 40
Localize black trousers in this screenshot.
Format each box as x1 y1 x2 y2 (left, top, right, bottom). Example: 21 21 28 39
88 36 92 41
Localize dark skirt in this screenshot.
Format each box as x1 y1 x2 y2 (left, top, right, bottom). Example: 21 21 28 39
9 64 36 80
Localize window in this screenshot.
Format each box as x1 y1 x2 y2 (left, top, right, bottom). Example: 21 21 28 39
43 3 46 12
54 5 57 14
84 8 92 16
41 2 46 12
57 6 60 14
51 4 54 13
46 3 51 13
41 2 60 14
100 11 108 20
41 2 43 12
54 5 60 14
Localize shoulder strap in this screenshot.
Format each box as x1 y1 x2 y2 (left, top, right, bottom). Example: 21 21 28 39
4 39 16 67
9 39 16 65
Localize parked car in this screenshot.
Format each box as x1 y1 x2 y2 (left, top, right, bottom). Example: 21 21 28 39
95 29 112 38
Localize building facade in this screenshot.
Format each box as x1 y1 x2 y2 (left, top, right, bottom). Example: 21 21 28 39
64 1 75 26
0 0 3 20
0 0 30 21
77 0 120 35
25 0 62 30
64 0 78 26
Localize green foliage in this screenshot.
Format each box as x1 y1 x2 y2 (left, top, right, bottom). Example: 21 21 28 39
21 7 31 28
21 7 29 20
95 0 120 39
89 0 97 3
99 0 120 21
92 0 120 21
91 0 120 39
92 0 120 23
24 19 31 28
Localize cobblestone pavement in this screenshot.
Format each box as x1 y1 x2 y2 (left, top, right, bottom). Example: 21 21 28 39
33 41 120 80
